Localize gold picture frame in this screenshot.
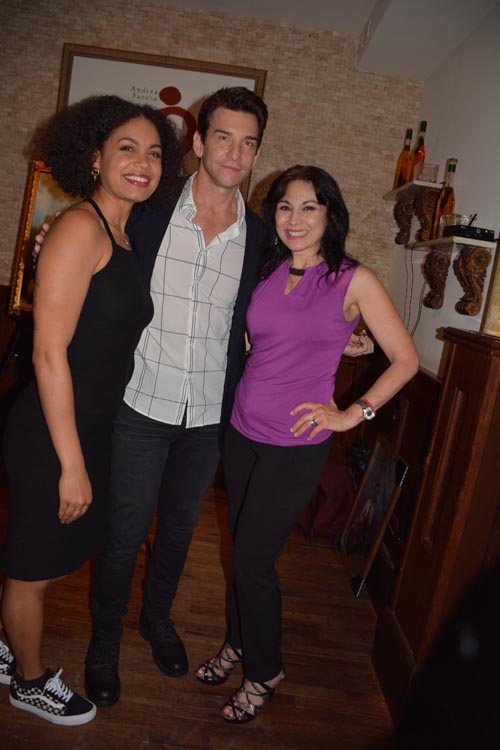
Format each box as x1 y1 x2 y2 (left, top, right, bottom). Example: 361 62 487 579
8 161 78 316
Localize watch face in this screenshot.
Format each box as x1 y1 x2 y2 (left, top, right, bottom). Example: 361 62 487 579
356 399 376 421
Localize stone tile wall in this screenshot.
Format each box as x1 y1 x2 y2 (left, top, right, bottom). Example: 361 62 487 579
0 0 422 287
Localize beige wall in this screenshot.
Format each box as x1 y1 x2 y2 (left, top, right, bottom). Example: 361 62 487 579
0 0 422 287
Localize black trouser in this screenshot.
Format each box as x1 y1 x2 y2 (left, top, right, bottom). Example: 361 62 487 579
92 402 220 641
224 424 332 682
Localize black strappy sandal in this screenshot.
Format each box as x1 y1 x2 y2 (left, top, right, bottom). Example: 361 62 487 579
196 643 243 686
221 672 285 724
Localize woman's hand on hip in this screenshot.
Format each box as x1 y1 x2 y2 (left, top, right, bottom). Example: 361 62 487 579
58 467 92 524
290 399 359 440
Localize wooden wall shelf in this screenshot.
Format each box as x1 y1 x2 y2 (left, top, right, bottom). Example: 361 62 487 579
383 180 441 202
384 176 496 315
407 236 496 251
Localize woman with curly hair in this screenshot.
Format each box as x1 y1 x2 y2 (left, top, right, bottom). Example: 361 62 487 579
196 165 418 723
1 95 182 725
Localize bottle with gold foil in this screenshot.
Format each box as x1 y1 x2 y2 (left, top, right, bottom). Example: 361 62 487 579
409 120 427 181
393 129 413 189
431 159 457 239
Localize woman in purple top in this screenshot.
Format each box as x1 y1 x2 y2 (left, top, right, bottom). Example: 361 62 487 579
196 165 419 723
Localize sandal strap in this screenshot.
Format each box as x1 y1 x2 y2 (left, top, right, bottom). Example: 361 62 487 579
227 693 257 720
225 675 282 721
219 644 243 670
241 679 274 702
200 644 242 682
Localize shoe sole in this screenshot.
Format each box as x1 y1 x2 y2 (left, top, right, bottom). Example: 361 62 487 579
84 676 121 708
0 674 13 685
195 672 228 686
9 694 97 726
139 622 189 678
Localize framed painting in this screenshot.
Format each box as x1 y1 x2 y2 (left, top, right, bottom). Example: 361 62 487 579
8 161 79 316
340 436 409 598
56 44 267 193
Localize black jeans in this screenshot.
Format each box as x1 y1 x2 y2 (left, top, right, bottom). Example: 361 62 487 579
224 424 332 682
92 402 220 641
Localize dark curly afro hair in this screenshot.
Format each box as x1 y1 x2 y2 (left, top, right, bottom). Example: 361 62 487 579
30 95 184 209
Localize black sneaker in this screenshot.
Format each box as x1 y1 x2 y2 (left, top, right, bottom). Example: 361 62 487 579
10 668 96 725
0 638 16 685
139 611 188 677
84 637 121 707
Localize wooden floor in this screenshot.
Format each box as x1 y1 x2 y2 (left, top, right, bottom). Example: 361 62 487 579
0 483 393 750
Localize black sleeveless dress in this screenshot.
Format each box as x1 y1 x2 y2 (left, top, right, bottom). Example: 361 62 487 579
2 199 153 581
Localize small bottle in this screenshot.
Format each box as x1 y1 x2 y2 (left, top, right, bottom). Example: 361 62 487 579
409 120 427 181
431 159 457 239
393 129 413 189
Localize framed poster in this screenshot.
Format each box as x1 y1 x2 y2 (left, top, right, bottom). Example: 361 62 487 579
340 436 409 598
8 161 78 316
57 43 266 181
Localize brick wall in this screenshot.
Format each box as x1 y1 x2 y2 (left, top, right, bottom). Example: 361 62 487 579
0 0 422 287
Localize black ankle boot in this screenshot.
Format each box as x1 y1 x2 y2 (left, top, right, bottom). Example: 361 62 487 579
139 611 188 677
84 637 121 707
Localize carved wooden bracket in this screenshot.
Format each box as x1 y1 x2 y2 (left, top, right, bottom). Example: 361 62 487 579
394 196 413 245
387 183 441 246
413 189 440 243
453 245 492 316
422 249 452 310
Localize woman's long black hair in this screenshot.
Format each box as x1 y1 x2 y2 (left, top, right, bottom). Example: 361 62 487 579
260 164 358 279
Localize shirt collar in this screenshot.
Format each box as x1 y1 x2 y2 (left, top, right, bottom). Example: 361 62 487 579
179 172 246 231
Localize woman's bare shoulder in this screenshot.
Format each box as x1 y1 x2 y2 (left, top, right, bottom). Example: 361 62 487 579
42 202 104 253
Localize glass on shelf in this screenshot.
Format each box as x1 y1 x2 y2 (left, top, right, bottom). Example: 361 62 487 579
413 162 439 183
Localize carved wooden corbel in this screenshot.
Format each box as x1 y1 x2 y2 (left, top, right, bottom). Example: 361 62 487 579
393 196 413 245
414 189 440 243
453 245 492 316
422 249 452 310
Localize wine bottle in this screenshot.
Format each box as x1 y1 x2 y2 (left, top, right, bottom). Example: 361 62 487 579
431 159 457 239
409 120 427 181
393 129 413 189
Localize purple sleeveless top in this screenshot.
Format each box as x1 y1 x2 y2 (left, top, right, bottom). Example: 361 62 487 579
230 260 360 446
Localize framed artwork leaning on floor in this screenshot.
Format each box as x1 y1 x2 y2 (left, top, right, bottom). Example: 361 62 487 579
340 435 409 598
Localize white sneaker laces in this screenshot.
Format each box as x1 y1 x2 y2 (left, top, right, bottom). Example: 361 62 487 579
44 669 74 701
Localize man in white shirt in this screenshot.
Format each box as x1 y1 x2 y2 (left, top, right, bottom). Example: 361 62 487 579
85 87 269 707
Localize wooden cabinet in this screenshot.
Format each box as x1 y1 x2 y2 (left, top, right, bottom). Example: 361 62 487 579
372 327 500 718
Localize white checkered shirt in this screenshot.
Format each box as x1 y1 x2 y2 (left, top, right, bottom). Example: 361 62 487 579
124 174 247 427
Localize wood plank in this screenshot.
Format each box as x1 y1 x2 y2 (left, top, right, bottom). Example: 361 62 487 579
0 480 393 749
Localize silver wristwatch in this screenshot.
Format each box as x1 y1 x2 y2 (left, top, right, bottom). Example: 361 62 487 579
355 398 376 421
